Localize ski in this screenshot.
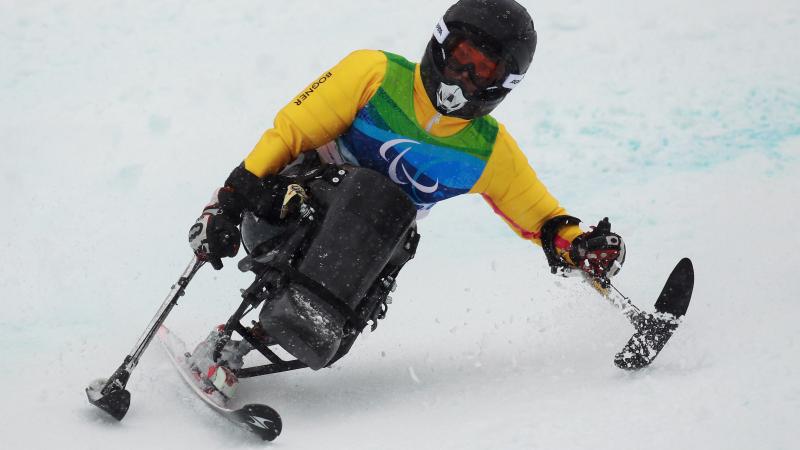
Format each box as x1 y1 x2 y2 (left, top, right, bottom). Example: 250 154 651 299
614 258 694 370
157 325 282 441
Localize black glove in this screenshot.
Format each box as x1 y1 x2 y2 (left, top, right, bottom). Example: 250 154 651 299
253 175 307 223
189 187 243 269
569 217 626 280
189 165 264 269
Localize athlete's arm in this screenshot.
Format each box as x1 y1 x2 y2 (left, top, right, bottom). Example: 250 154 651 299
242 50 387 177
471 124 582 258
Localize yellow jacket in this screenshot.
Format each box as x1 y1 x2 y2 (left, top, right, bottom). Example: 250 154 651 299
242 50 581 254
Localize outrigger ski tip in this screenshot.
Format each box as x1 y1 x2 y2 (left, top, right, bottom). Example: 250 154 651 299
654 258 693 318
85 376 131 421
85 257 205 423
614 257 695 370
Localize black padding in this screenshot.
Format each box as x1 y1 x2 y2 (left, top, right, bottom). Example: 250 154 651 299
258 165 419 370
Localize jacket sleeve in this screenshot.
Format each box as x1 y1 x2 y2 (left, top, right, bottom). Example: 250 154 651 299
242 50 388 177
470 123 583 258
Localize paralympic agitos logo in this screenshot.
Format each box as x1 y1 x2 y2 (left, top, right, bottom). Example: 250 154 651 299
378 139 440 194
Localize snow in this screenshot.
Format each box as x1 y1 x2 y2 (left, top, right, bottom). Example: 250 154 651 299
1 0 798 448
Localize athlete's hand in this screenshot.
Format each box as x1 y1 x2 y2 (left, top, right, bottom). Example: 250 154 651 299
189 188 242 270
570 217 626 280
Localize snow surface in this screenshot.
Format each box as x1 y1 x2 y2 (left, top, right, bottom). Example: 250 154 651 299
2 0 799 449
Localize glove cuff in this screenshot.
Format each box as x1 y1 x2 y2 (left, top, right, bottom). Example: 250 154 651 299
540 215 582 273
223 163 296 223
201 164 267 224
224 164 264 202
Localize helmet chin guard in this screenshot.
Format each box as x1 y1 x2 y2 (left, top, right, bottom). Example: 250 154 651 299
436 82 469 114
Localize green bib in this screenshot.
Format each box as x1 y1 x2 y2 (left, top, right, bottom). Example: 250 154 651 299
337 51 498 210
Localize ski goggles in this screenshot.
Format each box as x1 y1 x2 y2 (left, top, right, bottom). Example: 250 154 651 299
443 39 504 88
432 18 526 94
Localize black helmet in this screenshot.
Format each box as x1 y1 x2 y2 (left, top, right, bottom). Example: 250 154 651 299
420 0 537 119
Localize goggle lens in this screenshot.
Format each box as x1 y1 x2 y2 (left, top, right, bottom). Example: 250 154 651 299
445 40 502 87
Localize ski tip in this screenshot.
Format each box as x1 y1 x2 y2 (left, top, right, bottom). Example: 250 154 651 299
673 258 694 290
235 404 283 441
677 257 693 275
673 257 694 290
654 258 694 318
